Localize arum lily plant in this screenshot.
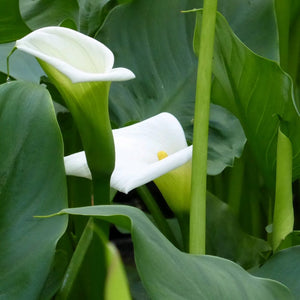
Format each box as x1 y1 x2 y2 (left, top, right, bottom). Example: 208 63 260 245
3 0 300 298
14 26 135 204
65 112 192 214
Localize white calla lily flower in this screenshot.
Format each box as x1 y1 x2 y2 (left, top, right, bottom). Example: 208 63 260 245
64 113 192 194
15 26 135 83
15 27 136 202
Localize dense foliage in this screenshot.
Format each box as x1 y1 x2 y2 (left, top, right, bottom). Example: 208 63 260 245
1 0 300 299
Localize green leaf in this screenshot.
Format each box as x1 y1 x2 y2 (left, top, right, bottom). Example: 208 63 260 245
19 0 129 36
39 233 74 300
0 0 31 43
125 265 149 300
194 11 300 187
0 71 7 84
19 0 79 30
207 104 246 175
0 80 68 299
272 129 294 250
105 242 132 300
252 246 300 298
277 230 300 251
0 42 44 83
98 0 247 175
77 0 116 36
51 205 292 299
97 0 277 126
206 192 271 269
215 0 278 61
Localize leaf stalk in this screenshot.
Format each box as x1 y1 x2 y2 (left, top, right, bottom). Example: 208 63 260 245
189 0 218 254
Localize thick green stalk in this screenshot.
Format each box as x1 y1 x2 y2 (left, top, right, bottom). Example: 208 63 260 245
189 0 218 254
275 0 290 71
272 128 294 251
93 176 111 206
136 185 179 248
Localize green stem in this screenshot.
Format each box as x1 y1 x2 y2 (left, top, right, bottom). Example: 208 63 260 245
189 0 218 254
177 213 190 252
227 156 245 216
6 47 17 81
272 128 294 251
288 16 300 84
275 0 290 71
56 218 107 299
136 185 179 248
249 192 262 237
93 176 111 206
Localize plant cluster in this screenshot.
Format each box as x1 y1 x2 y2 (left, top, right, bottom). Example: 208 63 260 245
0 0 300 299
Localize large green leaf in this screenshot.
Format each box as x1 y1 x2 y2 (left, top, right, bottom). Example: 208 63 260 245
98 0 277 129
0 0 31 43
98 0 249 175
49 205 293 299
252 246 300 298
0 80 68 299
19 0 79 30
19 0 131 36
193 11 300 187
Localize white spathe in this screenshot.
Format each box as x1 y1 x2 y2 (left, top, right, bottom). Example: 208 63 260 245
15 26 135 83
64 113 192 193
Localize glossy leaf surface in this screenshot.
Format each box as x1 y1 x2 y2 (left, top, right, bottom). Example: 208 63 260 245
0 0 30 42
19 0 79 30
206 192 270 269
194 12 300 187
0 42 44 83
252 246 300 298
0 81 68 299
51 205 292 299
98 0 250 175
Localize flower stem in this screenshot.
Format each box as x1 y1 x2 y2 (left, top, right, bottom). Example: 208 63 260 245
275 0 290 71
227 156 245 216
189 0 218 254
56 218 107 298
93 176 111 206
272 127 294 251
136 185 179 248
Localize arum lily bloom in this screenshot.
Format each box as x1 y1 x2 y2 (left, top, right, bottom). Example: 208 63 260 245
15 27 135 204
15 26 134 83
65 113 192 213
